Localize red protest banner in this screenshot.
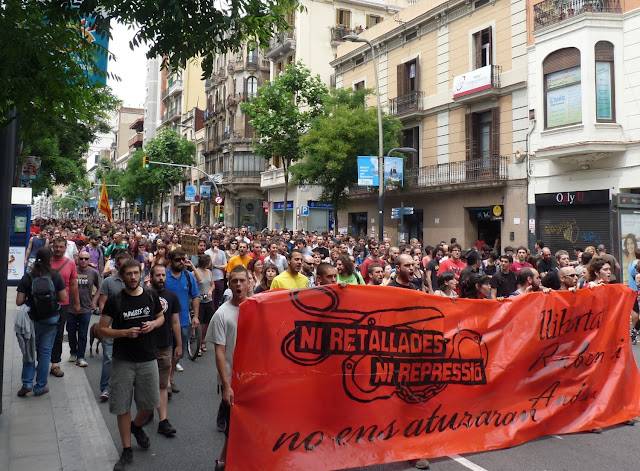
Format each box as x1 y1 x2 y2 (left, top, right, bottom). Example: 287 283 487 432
227 285 640 470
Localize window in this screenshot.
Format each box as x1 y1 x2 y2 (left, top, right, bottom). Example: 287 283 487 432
366 15 383 28
353 80 365 91
466 108 500 162
595 41 615 122
354 56 364 66
246 76 258 98
401 127 420 171
336 9 351 27
397 58 420 96
473 27 492 69
405 30 418 41
543 48 582 129
247 47 258 65
474 0 490 7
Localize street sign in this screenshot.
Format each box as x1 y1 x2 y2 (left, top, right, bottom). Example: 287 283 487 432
185 184 197 202
214 195 224 205
391 207 414 220
200 185 211 198
300 205 309 217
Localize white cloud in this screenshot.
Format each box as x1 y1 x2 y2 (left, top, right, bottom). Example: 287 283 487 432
107 20 148 108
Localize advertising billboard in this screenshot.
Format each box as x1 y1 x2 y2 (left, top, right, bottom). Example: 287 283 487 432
357 156 404 188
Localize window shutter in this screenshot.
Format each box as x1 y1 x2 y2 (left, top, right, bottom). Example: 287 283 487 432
345 10 351 28
397 63 406 96
490 107 500 157
486 27 493 66
414 57 420 92
465 113 473 160
543 48 580 75
595 41 614 61
474 32 482 69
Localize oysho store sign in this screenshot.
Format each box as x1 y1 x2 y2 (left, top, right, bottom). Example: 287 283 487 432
535 190 610 207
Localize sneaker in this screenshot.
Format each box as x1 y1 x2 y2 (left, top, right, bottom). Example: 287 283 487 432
113 448 133 471
33 386 49 397
175 363 184 372
68 354 77 363
17 387 32 397
157 419 177 437
76 359 88 367
99 390 110 402
415 459 430 470
50 366 64 377
131 421 150 449
170 382 180 393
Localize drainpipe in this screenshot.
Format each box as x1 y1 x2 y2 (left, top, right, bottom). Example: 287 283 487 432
526 118 536 249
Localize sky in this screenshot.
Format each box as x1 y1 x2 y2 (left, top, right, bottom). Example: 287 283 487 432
89 21 148 154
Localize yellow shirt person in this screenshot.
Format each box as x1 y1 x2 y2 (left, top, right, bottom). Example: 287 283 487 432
226 242 252 273
270 250 309 290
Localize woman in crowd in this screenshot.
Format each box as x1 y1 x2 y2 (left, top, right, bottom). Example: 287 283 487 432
381 264 393 286
412 254 426 291
336 255 365 285
460 273 492 299
195 254 215 354
622 233 638 281
433 272 458 298
225 239 238 261
587 257 612 287
154 240 168 267
254 263 279 294
16 248 68 397
247 258 264 293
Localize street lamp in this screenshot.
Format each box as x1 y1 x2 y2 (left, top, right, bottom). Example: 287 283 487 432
344 34 385 242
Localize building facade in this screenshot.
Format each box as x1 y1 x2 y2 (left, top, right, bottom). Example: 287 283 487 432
331 0 530 248
143 56 161 144
203 43 271 229
261 0 407 231
527 0 640 275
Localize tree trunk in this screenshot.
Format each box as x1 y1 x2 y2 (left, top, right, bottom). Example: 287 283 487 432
283 158 289 231
160 192 165 223
332 197 339 235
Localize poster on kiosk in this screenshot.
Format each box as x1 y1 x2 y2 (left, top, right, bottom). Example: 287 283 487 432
8 187 32 285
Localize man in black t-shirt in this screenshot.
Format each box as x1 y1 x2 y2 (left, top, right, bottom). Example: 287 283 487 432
388 254 419 290
98 259 164 471
490 255 517 298
150 264 182 438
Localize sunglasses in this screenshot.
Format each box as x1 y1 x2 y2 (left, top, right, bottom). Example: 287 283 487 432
79 257 90 260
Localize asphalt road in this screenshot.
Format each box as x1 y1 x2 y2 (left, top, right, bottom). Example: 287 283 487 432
80 316 640 471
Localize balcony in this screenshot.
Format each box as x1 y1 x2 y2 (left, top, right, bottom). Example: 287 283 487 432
389 91 424 116
128 132 143 149
405 156 508 190
162 78 183 100
161 108 181 124
246 55 259 70
330 26 362 45
453 65 501 102
260 167 286 188
266 31 296 60
533 0 622 31
223 170 263 185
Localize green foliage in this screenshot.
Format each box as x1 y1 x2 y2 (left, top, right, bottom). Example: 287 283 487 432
291 88 402 214
241 62 328 168
1 1 119 194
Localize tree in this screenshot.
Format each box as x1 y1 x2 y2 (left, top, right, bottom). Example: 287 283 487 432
242 62 328 229
291 89 402 230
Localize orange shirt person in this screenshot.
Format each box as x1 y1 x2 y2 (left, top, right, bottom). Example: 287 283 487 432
226 241 252 273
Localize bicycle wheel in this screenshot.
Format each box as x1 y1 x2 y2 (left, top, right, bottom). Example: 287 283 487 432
187 324 202 361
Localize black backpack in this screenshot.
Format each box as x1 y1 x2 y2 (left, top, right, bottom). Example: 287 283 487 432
29 273 59 321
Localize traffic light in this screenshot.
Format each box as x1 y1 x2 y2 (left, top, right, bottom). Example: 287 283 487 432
143 154 150 169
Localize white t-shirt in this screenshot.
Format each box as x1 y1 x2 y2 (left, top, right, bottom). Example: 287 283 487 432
205 247 227 281
205 301 239 384
65 240 78 260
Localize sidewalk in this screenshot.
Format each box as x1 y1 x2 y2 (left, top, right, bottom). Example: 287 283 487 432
0 287 119 471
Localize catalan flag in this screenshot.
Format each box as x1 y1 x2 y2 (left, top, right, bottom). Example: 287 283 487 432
98 180 112 222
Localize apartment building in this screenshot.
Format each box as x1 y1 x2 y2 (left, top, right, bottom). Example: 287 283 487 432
331 0 529 248
110 106 144 170
203 43 271 229
527 0 640 275
262 0 407 231
143 56 161 144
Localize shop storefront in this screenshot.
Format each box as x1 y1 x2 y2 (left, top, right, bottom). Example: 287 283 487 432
535 190 612 254
305 201 334 233
614 193 640 284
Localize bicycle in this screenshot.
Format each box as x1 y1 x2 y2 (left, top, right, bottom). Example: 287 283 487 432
187 320 202 361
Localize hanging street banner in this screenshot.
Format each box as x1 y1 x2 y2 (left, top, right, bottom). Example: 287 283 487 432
357 156 404 188
227 285 640 470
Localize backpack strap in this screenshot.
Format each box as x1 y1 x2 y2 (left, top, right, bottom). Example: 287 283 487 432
52 258 70 275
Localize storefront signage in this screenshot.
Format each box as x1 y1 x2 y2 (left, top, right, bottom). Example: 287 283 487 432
273 201 294 211
185 184 197 202
453 65 493 98
307 201 334 209
469 205 503 221
535 190 609 207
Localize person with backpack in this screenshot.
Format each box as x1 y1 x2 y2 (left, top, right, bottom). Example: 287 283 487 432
97 258 165 471
49 237 81 378
16 248 68 397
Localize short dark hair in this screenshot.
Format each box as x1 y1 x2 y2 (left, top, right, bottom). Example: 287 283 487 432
367 263 383 275
114 251 132 264
118 259 142 278
581 251 593 265
197 254 211 269
500 254 513 264
450 243 462 251
229 265 248 279
317 262 335 277
168 248 187 261
517 268 535 286
516 246 528 253
289 249 303 260
437 272 455 290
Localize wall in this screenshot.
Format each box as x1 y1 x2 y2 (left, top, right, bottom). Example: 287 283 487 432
182 58 206 114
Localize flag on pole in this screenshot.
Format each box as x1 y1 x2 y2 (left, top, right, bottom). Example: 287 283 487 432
98 180 112 222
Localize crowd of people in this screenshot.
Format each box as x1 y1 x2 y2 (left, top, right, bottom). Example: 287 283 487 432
13 218 640 470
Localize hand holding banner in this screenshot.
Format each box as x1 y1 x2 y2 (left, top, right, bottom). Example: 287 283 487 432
227 285 640 470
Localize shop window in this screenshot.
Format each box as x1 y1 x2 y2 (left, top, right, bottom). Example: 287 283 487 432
543 48 582 129
366 15 383 28
595 41 615 122
473 27 492 69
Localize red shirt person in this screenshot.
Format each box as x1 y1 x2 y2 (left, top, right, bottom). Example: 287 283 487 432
511 246 533 273
437 243 467 281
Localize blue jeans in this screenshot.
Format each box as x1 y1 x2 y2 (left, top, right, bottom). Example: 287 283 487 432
180 325 190 360
21 315 60 392
100 337 113 393
66 312 91 359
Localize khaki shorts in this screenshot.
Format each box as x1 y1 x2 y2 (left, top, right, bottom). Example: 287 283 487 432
109 359 159 416
156 347 172 389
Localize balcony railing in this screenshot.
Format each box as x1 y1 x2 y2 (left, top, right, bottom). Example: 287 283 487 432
128 132 143 148
162 108 181 123
162 78 183 100
405 156 508 189
267 31 296 59
389 91 424 116
223 170 263 179
330 26 363 43
246 55 259 69
533 0 621 30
